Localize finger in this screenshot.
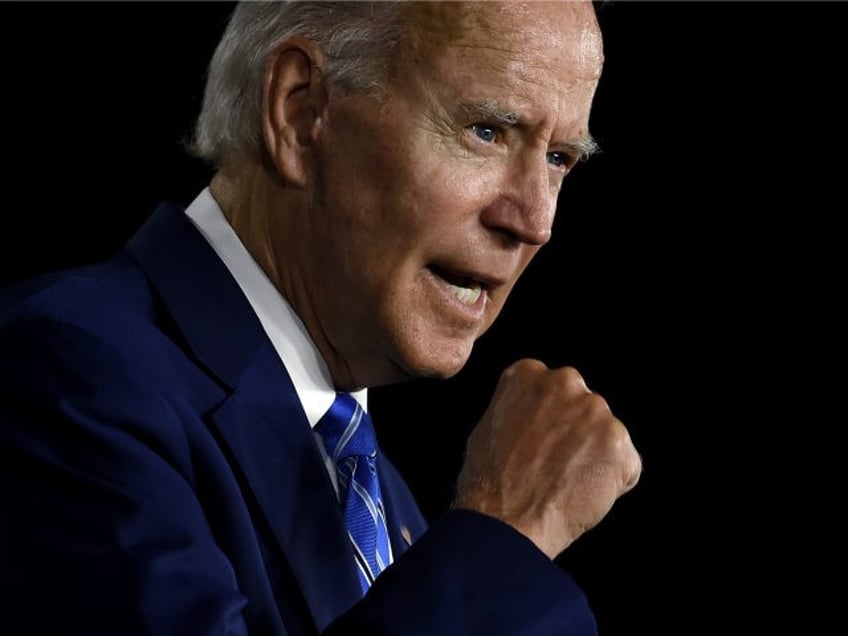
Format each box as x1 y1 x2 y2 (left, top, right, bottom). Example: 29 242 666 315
555 365 591 393
624 450 643 492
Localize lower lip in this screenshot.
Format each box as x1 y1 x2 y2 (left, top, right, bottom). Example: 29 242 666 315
424 268 489 320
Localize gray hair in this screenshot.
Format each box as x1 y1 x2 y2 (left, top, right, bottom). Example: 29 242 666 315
190 1 405 168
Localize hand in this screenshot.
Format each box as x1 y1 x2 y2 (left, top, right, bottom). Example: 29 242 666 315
453 358 642 558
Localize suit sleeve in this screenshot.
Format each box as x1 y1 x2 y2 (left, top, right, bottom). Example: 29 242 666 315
325 509 597 635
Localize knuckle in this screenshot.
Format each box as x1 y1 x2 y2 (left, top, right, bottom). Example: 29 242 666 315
630 452 643 482
502 357 546 378
554 365 587 392
584 391 610 416
599 418 632 455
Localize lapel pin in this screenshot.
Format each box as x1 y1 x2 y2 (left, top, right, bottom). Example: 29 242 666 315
400 525 413 547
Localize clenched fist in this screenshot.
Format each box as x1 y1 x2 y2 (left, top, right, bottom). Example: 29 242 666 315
453 359 642 559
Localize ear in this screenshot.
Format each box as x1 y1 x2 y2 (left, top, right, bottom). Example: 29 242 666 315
262 37 328 187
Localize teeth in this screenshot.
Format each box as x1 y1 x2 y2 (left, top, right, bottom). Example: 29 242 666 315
448 281 482 305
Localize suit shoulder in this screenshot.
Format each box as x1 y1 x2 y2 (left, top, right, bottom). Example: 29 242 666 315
1 255 221 408
1 254 154 329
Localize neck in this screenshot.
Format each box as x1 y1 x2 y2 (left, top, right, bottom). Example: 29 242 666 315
209 160 362 392
211 159 287 291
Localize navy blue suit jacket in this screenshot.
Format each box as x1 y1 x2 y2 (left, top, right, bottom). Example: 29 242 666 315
0 202 596 634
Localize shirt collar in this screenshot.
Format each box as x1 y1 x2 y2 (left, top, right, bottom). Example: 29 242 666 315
183 187 367 427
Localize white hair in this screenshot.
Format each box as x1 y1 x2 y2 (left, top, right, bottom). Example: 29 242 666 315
191 1 405 167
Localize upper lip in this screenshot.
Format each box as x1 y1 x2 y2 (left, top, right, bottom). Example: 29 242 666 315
428 263 507 291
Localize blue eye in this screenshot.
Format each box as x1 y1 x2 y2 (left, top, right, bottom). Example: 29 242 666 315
471 123 498 143
547 151 568 168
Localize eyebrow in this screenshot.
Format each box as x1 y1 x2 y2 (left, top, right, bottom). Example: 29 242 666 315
566 135 600 162
459 101 521 126
458 100 601 161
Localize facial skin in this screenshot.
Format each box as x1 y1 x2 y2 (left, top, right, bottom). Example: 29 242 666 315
218 0 604 391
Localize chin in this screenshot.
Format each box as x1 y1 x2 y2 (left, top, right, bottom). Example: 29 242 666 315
398 339 474 381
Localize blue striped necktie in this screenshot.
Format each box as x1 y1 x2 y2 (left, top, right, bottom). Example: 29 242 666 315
318 392 392 594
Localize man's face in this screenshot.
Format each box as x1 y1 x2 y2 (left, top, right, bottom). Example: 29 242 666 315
300 0 603 388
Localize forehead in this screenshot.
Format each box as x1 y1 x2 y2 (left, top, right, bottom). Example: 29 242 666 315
400 0 603 79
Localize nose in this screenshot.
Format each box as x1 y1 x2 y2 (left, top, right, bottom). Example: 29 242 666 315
480 154 557 246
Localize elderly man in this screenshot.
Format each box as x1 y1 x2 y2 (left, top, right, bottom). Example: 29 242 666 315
0 1 640 634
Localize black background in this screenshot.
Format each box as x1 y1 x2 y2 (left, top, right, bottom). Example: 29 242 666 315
1 1 843 633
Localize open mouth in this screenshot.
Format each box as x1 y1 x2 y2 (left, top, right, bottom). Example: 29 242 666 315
428 265 485 306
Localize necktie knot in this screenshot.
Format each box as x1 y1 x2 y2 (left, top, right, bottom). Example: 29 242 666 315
317 392 376 461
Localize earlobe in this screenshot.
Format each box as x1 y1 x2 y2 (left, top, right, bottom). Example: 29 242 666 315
262 38 327 187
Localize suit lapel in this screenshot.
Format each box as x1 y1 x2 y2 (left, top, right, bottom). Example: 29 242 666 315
126 202 363 629
126 201 265 387
208 342 363 630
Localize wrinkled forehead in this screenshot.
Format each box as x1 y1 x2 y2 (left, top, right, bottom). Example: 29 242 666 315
399 0 603 76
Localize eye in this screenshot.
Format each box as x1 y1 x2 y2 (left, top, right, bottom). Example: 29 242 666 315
470 123 499 143
547 151 569 169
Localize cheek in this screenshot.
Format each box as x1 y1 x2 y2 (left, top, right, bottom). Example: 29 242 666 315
403 161 505 237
